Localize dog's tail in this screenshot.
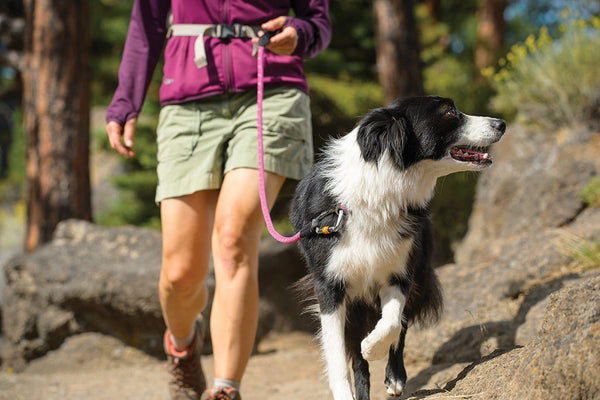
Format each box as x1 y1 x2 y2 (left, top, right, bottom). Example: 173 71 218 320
290 274 322 319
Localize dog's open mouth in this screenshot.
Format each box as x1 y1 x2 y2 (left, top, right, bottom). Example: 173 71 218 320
450 146 492 165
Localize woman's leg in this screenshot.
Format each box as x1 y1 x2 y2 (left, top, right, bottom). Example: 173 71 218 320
210 168 285 382
159 190 219 339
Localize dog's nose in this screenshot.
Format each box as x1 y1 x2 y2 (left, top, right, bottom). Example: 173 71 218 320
493 119 507 133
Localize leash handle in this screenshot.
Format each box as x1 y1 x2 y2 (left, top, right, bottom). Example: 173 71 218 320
258 28 282 46
257 44 301 244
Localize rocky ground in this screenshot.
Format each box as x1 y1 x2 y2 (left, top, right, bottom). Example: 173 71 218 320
0 331 326 400
0 330 445 400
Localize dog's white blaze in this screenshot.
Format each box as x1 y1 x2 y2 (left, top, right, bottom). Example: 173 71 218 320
320 308 355 400
424 114 505 176
361 286 406 361
459 115 504 146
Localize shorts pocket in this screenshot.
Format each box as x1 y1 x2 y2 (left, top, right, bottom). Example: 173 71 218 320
156 104 201 162
261 88 312 143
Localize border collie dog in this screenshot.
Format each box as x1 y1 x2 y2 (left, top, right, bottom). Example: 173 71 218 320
290 96 506 400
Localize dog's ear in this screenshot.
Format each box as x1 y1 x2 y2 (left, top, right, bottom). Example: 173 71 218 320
357 108 408 169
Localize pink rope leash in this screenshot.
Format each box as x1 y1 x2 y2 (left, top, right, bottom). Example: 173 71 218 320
257 45 301 244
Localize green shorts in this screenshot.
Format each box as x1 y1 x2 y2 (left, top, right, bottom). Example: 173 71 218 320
155 87 313 203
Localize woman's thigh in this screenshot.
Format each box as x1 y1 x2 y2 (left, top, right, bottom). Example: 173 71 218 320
160 190 219 283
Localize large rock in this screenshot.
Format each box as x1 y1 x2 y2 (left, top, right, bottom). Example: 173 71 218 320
2 221 164 367
458 125 600 263
410 273 600 400
1 220 312 368
404 220 600 367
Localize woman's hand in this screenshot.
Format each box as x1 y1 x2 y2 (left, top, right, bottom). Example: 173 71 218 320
106 117 137 158
253 16 298 55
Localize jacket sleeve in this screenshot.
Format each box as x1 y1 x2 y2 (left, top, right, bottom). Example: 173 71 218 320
105 0 170 126
286 0 332 59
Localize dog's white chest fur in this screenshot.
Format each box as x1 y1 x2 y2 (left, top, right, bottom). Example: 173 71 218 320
321 130 436 297
326 216 414 297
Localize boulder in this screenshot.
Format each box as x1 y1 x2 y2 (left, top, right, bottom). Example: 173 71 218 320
404 225 599 366
1 219 312 368
457 125 600 263
410 273 600 400
2 221 164 367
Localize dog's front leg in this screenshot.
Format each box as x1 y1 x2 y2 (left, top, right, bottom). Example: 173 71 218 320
319 291 353 400
385 322 408 396
361 285 406 361
320 303 354 400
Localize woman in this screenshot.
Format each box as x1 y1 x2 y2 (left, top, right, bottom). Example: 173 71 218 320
105 1 331 399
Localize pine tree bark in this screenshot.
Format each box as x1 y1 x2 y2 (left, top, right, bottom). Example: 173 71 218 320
373 0 424 104
475 0 507 76
22 0 91 252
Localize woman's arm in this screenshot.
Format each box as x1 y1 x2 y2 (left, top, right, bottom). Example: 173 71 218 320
105 0 171 126
287 0 332 58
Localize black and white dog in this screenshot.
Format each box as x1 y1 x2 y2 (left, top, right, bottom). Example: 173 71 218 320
290 96 506 400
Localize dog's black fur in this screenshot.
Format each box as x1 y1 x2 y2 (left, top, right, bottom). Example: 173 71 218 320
290 96 506 400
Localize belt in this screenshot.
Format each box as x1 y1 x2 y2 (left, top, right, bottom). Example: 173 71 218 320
167 23 261 68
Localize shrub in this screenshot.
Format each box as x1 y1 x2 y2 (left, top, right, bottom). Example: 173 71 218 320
424 57 493 116
565 237 600 271
580 175 600 208
307 74 383 119
486 12 600 129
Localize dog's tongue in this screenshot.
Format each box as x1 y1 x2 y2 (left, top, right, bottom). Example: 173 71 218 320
450 147 492 164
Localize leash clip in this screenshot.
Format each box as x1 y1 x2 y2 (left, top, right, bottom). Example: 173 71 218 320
312 207 346 235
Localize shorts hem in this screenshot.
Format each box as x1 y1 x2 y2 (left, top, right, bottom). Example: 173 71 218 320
225 154 312 182
155 172 220 204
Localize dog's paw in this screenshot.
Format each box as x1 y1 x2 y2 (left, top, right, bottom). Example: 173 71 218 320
361 332 394 361
385 379 404 397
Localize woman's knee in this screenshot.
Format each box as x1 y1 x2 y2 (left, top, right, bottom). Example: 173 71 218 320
212 222 260 277
160 255 209 297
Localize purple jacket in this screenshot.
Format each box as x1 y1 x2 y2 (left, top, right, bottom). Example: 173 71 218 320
106 0 332 126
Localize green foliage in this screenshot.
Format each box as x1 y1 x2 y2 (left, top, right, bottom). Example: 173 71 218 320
580 175 600 208
305 0 376 80
89 0 163 229
416 2 491 116
487 13 600 128
431 172 479 264
95 123 161 229
566 237 600 271
89 0 164 110
307 74 383 119
90 0 133 107
424 57 492 116
0 108 24 201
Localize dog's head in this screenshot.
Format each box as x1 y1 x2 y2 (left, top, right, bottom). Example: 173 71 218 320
356 96 506 176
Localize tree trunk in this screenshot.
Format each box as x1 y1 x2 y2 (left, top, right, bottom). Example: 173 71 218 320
373 0 424 104
423 0 441 23
22 0 91 252
475 0 507 76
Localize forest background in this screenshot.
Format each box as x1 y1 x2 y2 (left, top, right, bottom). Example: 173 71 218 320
0 0 599 264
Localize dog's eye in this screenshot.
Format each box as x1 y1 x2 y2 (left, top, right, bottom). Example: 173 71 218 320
446 109 457 117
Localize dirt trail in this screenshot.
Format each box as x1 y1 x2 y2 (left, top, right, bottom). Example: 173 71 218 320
0 331 424 400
